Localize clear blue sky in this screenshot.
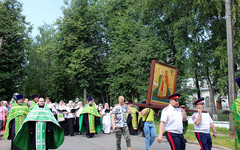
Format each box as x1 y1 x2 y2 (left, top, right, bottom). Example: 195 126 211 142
18 0 64 37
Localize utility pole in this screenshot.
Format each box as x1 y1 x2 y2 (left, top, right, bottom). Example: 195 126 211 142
225 0 236 137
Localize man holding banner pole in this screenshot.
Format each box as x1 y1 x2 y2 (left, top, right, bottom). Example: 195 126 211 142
157 93 187 150
192 97 217 150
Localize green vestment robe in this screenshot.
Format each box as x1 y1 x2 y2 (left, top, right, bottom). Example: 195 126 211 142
79 104 102 135
4 102 29 150
232 96 240 150
13 103 64 150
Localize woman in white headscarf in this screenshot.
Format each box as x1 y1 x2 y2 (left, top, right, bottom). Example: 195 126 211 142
101 103 111 134
66 102 75 136
56 100 67 135
75 101 84 135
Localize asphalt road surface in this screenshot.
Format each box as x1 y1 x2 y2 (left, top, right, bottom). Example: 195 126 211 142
0 132 217 150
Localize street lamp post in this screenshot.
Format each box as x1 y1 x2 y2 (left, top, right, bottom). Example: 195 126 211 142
0 33 21 56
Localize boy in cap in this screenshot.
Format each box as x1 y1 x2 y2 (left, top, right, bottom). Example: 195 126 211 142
232 77 240 150
157 93 187 150
192 97 217 150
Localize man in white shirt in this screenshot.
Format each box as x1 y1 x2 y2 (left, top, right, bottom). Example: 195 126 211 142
192 97 217 150
157 93 187 150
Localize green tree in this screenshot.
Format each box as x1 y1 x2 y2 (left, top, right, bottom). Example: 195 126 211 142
0 0 31 100
19 24 56 99
53 0 107 103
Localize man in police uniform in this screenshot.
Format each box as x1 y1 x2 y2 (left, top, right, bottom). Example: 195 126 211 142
157 93 187 150
192 97 217 150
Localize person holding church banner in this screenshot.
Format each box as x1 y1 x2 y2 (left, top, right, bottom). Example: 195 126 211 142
141 106 157 150
13 98 64 150
4 94 29 150
157 93 187 150
232 76 240 150
79 97 102 138
192 97 217 150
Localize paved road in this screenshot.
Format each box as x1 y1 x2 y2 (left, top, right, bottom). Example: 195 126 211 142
0 132 217 150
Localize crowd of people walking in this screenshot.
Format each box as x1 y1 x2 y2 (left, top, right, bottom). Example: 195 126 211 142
0 92 224 150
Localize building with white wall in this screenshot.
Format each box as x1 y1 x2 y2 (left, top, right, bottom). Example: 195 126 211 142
185 78 229 111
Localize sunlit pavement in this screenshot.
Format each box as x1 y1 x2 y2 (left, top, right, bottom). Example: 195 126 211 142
0 131 221 150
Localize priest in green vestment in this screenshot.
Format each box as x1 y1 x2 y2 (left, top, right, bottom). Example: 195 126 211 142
126 100 139 135
4 94 29 150
29 94 39 110
79 97 102 138
232 77 240 150
13 98 64 150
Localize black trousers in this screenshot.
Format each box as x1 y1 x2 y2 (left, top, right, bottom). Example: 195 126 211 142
59 121 68 136
75 117 80 133
67 118 74 136
9 119 21 150
195 132 212 150
165 132 186 150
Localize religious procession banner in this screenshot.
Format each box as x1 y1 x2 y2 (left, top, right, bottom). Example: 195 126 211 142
13 104 64 150
79 104 103 133
147 60 178 105
4 102 29 139
231 96 240 150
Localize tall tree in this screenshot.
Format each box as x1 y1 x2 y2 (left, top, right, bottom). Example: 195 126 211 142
54 0 107 103
19 24 56 98
0 0 31 100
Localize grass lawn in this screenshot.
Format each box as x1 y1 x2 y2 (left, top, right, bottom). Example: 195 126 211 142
155 123 235 150
187 124 230 135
